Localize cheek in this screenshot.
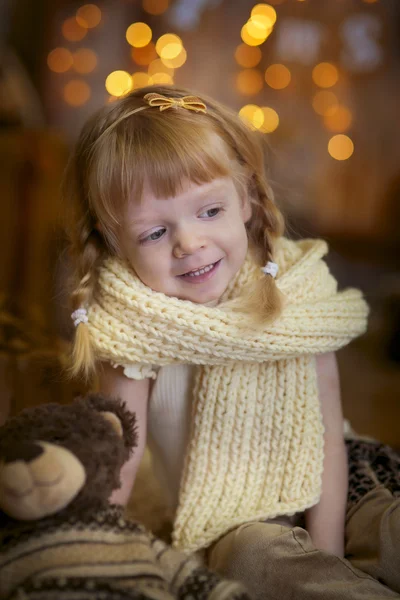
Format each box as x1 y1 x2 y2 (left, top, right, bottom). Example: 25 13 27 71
128 247 168 284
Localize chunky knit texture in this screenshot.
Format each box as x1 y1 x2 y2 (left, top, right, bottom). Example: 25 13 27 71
87 238 368 552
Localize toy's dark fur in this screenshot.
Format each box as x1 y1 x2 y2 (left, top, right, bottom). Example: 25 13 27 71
0 394 137 517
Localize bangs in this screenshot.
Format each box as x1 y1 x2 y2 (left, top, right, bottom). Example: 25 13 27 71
88 108 235 235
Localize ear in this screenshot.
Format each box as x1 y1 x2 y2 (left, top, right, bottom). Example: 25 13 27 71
99 411 123 437
241 193 252 224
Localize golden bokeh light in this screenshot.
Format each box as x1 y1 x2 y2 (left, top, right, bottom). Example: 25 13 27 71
241 21 272 46
151 72 174 85
126 22 152 48
156 33 183 60
143 0 169 15
236 69 264 95
259 107 279 133
47 48 73 73
76 4 101 29
324 105 352 132
265 63 291 89
362 0 378 3
131 42 158 65
62 17 88 42
161 47 187 69
131 72 153 89
235 44 262 68
251 4 277 27
105 70 133 96
312 90 338 116
73 48 98 73
239 104 264 130
246 17 271 40
312 62 339 88
148 58 174 77
63 79 91 106
328 134 354 160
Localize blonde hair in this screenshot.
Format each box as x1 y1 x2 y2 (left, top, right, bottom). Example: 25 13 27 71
64 85 285 377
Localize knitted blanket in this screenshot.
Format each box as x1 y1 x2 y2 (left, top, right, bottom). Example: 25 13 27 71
87 238 369 551
0 507 250 600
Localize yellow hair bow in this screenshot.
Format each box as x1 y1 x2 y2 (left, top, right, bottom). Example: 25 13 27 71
143 92 207 114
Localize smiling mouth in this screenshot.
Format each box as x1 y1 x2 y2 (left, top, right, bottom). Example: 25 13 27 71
179 260 220 278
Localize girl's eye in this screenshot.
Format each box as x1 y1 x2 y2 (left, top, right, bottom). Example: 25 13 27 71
200 207 221 218
142 228 166 243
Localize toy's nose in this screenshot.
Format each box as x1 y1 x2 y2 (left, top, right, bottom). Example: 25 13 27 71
2 442 44 464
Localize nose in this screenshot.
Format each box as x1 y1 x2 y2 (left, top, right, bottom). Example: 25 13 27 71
173 227 205 258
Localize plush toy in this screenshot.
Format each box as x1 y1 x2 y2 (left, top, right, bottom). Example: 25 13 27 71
0 395 251 600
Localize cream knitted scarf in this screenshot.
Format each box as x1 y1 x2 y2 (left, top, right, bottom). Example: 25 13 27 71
87 237 368 552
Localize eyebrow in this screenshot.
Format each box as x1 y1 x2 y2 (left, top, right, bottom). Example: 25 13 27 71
129 179 229 228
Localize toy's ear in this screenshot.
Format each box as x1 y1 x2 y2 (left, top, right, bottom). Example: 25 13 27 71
74 394 137 458
99 411 123 437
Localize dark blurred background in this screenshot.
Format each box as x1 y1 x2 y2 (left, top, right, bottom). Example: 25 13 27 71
0 0 399 446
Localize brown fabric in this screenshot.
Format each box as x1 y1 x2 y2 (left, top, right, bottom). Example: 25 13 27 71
346 486 400 594
207 486 400 600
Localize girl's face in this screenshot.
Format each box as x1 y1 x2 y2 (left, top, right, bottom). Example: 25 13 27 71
118 176 251 305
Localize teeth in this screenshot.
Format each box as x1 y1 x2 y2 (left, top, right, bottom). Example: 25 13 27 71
187 263 215 277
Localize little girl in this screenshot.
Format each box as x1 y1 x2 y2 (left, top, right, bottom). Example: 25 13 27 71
65 86 399 599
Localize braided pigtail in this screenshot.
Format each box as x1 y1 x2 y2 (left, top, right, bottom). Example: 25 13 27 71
63 140 108 380
243 172 285 325
224 173 285 326
69 221 105 379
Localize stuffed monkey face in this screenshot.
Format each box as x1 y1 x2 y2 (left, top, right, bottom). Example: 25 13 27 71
0 395 137 520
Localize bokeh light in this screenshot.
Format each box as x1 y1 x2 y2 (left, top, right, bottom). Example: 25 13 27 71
312 62 339 88
312 90 339 116
148 58 174 77
235 44 262 68
259 107 279 133
131 72 153 89
236 69 264 95
105 70 133 96
73 48 98 73
328 134 354 160
265 64 291 89
47 48 73 73
143 0 170 15
131 42 158 65
76 4 101 29
63 79 91 106
161 48 187 68
62 18 88 42
251 4 277 28
156 34 183 60
151 72 174 85
241 20 272 46
362 0 378 3
324 105 353 132
239 104 264 130
126 22 152 48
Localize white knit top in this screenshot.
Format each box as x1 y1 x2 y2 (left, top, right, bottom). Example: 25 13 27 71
147 364 194 512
